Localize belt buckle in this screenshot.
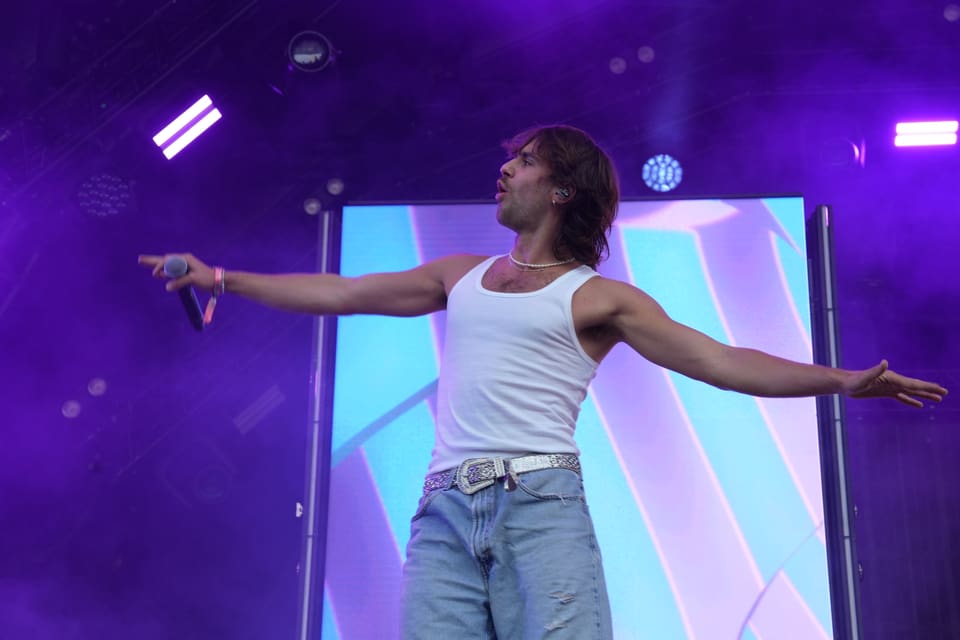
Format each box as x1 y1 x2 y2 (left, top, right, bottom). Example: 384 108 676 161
456 458 496 495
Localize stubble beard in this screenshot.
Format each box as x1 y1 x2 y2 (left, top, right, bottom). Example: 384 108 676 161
496 198 541 234
496 200 522 231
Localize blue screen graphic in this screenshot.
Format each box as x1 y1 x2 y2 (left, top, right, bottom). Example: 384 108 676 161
321 197 832 639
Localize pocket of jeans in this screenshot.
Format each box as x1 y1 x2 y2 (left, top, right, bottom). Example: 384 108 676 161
411 488 443 521
515 469 585 502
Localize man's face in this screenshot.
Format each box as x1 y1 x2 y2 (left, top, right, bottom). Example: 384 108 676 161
495 142 556 231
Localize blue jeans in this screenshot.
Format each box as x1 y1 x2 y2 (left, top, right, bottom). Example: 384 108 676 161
400 468 612 639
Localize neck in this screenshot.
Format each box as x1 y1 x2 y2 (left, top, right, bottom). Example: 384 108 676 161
507 251 574 270
510 228 560 261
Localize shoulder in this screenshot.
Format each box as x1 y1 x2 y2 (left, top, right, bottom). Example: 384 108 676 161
573 275 667 327
576 275 651 306
422 254 490 291
426 253 489 275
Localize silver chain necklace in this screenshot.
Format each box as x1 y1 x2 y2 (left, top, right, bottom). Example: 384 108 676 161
507 252 575 270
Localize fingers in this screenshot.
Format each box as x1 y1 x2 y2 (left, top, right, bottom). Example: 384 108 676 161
913 385 947 400
139 253 195 284
889 370 948 400
138 254 165 278
139 256 167 279
906 382 948 399
895 393 923 408
890 378 947 407
918 381 949 397
165 276 192 292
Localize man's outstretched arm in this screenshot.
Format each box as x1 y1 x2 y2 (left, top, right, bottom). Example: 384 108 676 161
137 253 483 317
592 278 948 407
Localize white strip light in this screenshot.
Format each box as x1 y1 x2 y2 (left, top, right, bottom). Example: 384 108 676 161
895 120 959 135
153 95 213 146
894 120 958 147
161 109 223 159
152 95 222 159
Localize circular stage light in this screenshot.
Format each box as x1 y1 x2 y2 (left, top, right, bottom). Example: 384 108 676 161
287 31 335 72
88 378 108 397
62 400 82 419
642 154 683 192
303 197 322 215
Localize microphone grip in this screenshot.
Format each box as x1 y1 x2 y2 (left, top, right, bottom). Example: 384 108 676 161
178 287 205 331
163 255 205 332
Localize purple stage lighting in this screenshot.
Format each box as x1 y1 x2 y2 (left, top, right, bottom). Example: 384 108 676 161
894 120 958 147
153 95 223 159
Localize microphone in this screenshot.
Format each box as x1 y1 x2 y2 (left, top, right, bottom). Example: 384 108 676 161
163 256 204 331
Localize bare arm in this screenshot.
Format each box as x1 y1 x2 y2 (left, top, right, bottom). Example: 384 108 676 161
592 278 948 407
138 253 483 317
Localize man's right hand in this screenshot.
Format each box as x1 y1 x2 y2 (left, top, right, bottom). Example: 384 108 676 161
138 253 216 293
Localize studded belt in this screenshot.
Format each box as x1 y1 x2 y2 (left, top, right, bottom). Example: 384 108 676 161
422 454 581 496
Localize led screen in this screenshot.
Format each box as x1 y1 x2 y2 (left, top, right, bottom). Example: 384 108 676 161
321 197 832 639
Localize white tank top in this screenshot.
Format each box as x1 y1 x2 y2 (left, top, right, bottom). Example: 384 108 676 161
429 255 601 473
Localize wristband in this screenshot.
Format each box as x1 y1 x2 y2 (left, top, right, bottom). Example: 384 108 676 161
203 266 226 325
213 266 225 297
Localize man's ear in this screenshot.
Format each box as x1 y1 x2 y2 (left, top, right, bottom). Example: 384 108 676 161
555 186 574 203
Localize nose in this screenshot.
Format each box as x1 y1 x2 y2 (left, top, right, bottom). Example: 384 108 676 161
499 158 514 177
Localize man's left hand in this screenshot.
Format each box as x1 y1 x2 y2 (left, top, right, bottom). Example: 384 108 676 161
846 360 949 408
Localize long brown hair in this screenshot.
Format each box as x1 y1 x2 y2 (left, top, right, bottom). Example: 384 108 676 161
504 125 620 268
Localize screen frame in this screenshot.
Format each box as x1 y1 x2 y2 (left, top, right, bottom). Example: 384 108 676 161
300 195 858 639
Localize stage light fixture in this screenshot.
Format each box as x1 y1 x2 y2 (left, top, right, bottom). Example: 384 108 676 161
76 173 132 218
87 378 108 397
818 137 866 168
894 120 958 147
642 154 683 192
288 31 335 72
637 46 655 63
303 197 322 215
61 400 81 419
303 178 345 215
153 95 222 159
